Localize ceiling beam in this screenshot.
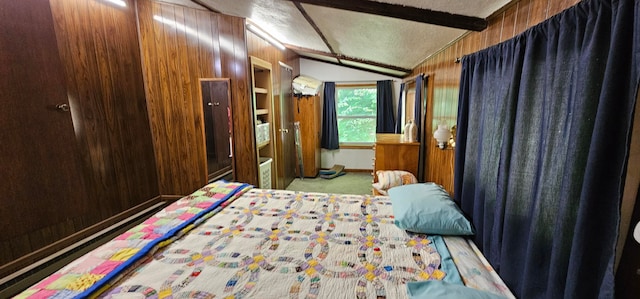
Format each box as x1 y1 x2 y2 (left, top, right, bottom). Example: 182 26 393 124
292 2 341 63
284 0 487 31
189 0 221 13
286 44 411 74
300 55 406 78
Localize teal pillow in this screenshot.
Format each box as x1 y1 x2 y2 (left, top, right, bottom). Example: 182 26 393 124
407 280 507 299
388 183 474 235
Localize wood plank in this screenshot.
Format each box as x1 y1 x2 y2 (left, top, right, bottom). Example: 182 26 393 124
548 0 580 17
501 4 518 41
485 14 504 49
528 0 549 27
514 0 533 36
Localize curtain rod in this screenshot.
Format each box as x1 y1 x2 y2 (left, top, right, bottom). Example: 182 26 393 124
334 80 397 84
402 73 426 84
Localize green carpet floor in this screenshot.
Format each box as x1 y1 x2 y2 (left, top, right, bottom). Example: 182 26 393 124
285 172 373 195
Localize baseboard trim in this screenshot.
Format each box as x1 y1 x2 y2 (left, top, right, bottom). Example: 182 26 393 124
345 168 373 173
0 196 165 289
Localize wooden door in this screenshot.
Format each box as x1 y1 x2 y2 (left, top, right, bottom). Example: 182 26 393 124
277 63 296 188
200 79 233 182
0 0 89 262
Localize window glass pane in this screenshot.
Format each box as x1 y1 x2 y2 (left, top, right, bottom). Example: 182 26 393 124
336 85 376 143
336 88 376 116
338 118 376 143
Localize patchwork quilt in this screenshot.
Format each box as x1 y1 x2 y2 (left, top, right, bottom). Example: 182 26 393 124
15 181 252 299
15 182 463 299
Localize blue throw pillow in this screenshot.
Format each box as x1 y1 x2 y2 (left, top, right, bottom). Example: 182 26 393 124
388 183 474 235
407 280 507 299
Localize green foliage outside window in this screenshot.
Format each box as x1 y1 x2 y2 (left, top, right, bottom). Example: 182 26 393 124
336 86 376 143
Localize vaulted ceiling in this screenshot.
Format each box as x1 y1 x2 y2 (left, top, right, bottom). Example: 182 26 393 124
161 0 515 77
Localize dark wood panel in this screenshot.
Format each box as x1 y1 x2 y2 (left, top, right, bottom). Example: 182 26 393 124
0 0 89 247
1 0 159 276
51 0 158 210
138 0 256 191
0 0 89 272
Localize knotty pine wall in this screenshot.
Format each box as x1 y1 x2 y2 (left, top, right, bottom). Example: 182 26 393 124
137 0 258 194
246 31 300 190
413 0 580 195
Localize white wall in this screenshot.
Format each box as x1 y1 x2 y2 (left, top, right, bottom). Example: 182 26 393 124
299 58 401 170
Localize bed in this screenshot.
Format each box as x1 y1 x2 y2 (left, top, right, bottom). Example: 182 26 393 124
14 180 514 299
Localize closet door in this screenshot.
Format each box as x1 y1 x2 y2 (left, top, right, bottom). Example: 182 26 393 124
201 79 233 182
277 62 296 187
0 0 89 268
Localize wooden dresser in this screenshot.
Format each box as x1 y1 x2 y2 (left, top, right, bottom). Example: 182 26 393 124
373 134 420 179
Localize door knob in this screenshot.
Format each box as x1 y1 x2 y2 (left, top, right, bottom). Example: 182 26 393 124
56 103 70 112
279 129 289 133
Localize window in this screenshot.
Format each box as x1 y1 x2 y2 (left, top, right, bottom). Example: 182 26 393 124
336 84 377 144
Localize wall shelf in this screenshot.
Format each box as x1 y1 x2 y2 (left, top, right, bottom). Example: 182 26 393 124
250 56 275 189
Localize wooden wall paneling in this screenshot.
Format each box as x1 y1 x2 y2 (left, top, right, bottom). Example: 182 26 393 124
51 0 158 221
0 0 90 268
161 5 188 193
1 0 159 276
138 1 255 191
183 8 209 184
143 1 173 194
485 15 504 48
136 0 164 190
514 0 533 35
502 5 518 42
528 0 550 27
549 0 580 18
171 6 203 190
229 16 257 185
197 10 222 79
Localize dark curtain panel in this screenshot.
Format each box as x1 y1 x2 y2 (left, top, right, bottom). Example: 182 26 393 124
455 0 639 298
413 75 423 142
417 76 428 182
321 82 339 149
395 83 405 134
376 80 395 133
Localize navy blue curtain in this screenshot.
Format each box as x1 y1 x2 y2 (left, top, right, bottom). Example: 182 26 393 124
321 82 339 149
376 80 395 133
455 0 639 298
395 83 405 134
413 75 423 141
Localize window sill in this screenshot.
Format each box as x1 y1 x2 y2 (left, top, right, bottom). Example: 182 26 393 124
339 144 374 149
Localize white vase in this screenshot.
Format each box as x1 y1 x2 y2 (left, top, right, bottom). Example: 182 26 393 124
404 120 417 142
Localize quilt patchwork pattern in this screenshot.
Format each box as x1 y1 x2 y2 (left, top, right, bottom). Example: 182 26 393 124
15 181 251 299
96 189 459 299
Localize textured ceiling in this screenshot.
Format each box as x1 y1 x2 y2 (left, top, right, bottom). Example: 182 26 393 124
165 0 515 77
